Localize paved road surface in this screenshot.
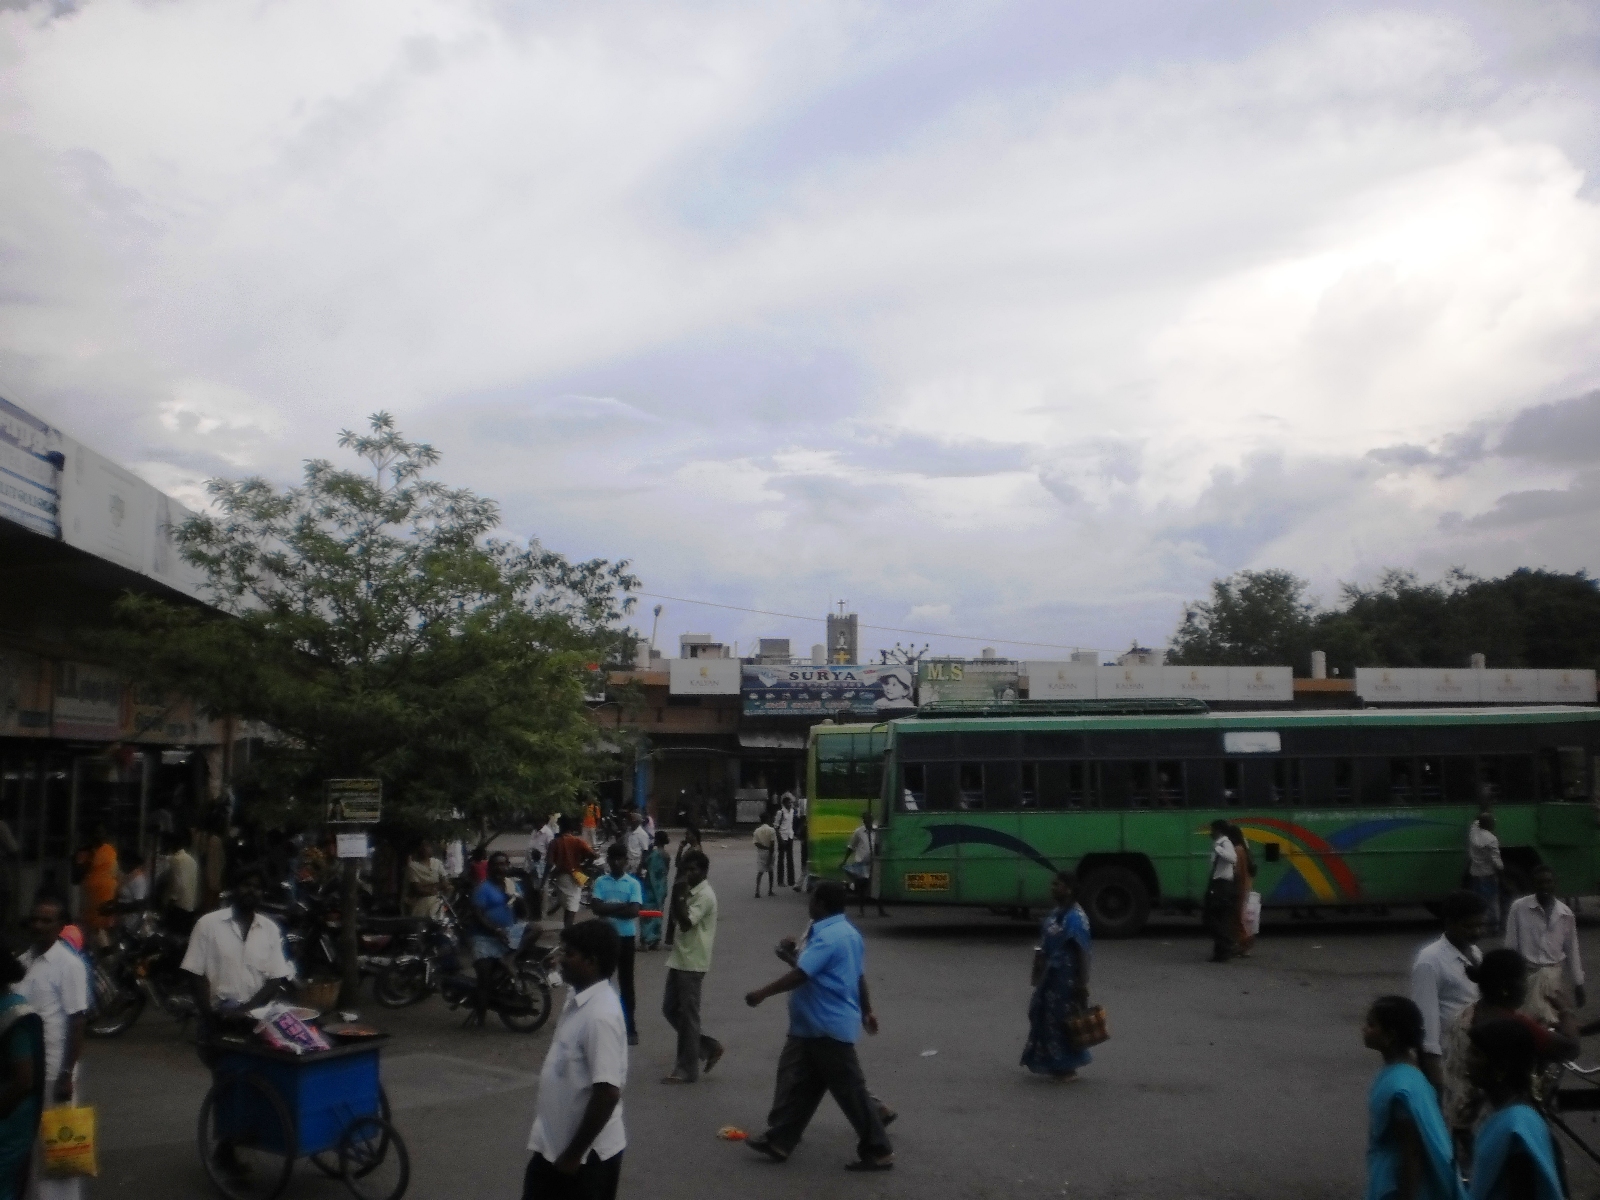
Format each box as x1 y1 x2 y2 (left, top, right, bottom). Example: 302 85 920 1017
90 836 1600 1198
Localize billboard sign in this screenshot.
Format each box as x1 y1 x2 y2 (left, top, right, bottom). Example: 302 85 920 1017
743 664 916 716
52 661 124 740
0 651 51 738
669 658 741 696
1354 668 1420 704
326 778 382 824
917 660 1020 705
1024 662 1098 701
0 395 62 538
1540 669 1596 704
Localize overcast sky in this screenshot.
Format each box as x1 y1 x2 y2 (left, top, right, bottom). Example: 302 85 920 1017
4 0 1600 663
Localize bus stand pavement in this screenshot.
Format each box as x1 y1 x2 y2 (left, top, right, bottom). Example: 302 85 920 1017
88 835 1600 1199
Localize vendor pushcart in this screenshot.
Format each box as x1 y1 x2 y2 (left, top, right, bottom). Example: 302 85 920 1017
198 1026 408 1200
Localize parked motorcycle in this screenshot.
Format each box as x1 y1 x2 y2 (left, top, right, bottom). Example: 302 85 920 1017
372 905 465 1009
87 909 197 1039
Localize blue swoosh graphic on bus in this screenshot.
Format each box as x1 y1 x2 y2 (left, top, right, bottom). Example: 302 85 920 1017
922 824 1056 873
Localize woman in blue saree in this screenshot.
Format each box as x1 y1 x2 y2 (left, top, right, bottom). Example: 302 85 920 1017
1363 995 1466 1200
1466 1019 1567 1200
1020 871 1092 1081
640 832 671 950
0 945 43 1200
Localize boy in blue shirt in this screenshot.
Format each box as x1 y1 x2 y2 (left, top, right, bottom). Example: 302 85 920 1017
742 881 893 1170
591 842 643 1046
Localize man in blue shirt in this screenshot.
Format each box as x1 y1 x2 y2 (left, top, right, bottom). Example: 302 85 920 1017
471 851 522 1024
742 881 893 1170
591 842 643 1046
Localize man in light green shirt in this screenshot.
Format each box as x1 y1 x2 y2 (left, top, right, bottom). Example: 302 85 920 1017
661 849 722 1082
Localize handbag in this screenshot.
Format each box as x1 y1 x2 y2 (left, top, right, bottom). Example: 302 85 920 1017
1064 1004 1110 1050
40 1105 97 1177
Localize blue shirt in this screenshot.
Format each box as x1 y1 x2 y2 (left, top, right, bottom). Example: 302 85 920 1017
473 880 515 930
592 872 643 938
789 913 865 1043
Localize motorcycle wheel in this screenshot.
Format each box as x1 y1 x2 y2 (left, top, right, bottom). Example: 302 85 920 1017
374 960 429 1009
497 970 552 1033
87 964 146 1038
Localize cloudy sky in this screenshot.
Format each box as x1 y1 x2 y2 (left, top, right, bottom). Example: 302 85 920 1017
4 0 1600 662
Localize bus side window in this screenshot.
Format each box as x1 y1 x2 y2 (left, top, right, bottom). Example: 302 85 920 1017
1540 747 1588 801
1502 755 1535 803
1099 761 1132 809
1155 761 1183 807
1271 759 1302 805
901 764 926 811
1019 763 1038 809
985 762 1023 810
923 763 959 810
1416 757 1443 804
1478 757 1503 805
1035 762 1072 809
1222 761 1242 806
1334 758 1354 804
1128 761 1153 808
1302 758 1335 805
1442 756 1476 805
818 752 853 799
1186 759 1223 808
957 763 985 810
1358 758 1390 807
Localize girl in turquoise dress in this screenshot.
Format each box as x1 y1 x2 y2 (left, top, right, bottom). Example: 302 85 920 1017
1363 995 1466 1200
1021 872 1093 1080
640 833 671 950
1466 1020 1567 1200
0 949 43 1200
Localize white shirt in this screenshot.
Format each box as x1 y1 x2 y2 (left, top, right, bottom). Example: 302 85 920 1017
181 907 297 1008
625 826 651 873
530 826 554 857
847 826 874 866
120 868 150 931
527 980 628 1163
774 807 795 839
795 796 808 818
1467 825 1503 878
1210 836 1237 881
168 847 200 912
1411 933 1482 1056
1505 894 1585 988
18 941 89 1078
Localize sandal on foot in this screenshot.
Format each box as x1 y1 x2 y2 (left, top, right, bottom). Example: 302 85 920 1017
846 1156 895 1172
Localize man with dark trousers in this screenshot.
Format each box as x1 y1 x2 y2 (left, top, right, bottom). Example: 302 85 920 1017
743 881 893 1171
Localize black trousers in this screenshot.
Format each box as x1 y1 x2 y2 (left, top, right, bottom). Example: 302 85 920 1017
521 1151 623 1200
796 819 809 869
615 938 636 1036
1205 878 1238 960
762 1035 891 1160
776 838 796 886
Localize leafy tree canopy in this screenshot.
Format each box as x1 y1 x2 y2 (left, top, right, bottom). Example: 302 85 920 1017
1169 566 1600 676
95 413 638 835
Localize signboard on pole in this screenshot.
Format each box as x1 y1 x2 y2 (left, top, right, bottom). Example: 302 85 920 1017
325 778 382 824
916 660 1020 705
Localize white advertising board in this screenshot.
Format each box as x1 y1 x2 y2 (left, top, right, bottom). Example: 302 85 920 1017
669 658 741 696
1355 668 1420 703
1480 669 1539 704
1097 665 1174 699
1171 666 1232 702
1540 669 1596 704
1227 666 1293 703
1024 662 1098 700
1418 669 1482 704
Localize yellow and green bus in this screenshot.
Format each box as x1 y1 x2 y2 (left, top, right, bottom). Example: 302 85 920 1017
808 702 1600 936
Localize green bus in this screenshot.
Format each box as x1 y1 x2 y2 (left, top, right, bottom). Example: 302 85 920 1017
809 701 1600 936
806 724 889 881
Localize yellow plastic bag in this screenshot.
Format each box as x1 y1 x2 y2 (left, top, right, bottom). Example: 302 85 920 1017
39 1105 97 1177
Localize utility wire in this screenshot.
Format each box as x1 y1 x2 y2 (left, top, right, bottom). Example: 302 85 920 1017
633 591 1091 653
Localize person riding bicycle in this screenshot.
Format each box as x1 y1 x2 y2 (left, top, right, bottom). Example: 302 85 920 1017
470 852 527 1023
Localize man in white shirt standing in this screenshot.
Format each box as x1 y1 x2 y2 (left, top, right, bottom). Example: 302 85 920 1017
523 920 627 1200
1205 820 1238 963
624 810 651 879
1411 889 1487 1095
774 794 797 889
1467 812 1504 933
20 894 90 1200
181 864 296 1025
1505 863 1586 1024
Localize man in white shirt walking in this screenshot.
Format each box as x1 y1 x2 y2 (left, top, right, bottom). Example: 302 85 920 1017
1505 863 1586 1024
20 894 90 1200
1467 812 1504 932
523 921 627 1200
775 794 797 888
1205 820 1238 963
1410 889 1487 1095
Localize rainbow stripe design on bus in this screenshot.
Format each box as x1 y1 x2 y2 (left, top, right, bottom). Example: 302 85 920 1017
1227 817 1435 903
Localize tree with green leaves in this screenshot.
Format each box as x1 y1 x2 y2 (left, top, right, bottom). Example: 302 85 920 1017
99 411 636 887
1167 568 1317 669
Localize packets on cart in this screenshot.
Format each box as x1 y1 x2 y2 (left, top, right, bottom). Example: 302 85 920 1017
255 1007 332 1054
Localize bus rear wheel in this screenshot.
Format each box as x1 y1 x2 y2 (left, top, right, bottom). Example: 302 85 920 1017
1081 867 1151 938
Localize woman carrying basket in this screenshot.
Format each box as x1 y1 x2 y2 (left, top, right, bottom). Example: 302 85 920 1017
1021 871 1094 1082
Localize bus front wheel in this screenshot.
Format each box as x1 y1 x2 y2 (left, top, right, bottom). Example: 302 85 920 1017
1081 867 1151 938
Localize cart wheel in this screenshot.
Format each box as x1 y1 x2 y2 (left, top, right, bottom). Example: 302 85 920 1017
339 1117 409 1200
197 1074 297 1200
312 1086 391 1178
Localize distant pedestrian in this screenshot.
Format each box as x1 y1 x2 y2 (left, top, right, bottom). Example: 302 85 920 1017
744 882 893 1171
1504 864 1585 1025
1204 819 1237 962
1466 814 1503 933
1411 888 1486 1160
582 802 601 849
18 896 87 1200
775 794 797 888
753 816 777 898
1464 1020 1567 1200
0 939 43 1200
1360 995 1466 1200
521 921 627 1200
1020 872 1093 1082
1229 825 1255 958
163 833 200 935
624 811 651 878
842 812 887 918
793 793 810 887
404 840 448 919
661 849 722 1084
640 833 670 951
664 828 702 947
590 844 643 1047
547 819 591 931
527 817 555 889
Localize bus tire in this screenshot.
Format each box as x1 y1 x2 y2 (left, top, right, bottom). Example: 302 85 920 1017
1081 867 1151 938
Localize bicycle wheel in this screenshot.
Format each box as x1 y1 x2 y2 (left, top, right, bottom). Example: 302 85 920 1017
196 1074 296 1200
339 1117 409 1200
498 970 552 1033
312 1086 391 1178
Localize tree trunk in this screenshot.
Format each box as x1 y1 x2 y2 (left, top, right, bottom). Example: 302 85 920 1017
339 857 360 1007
